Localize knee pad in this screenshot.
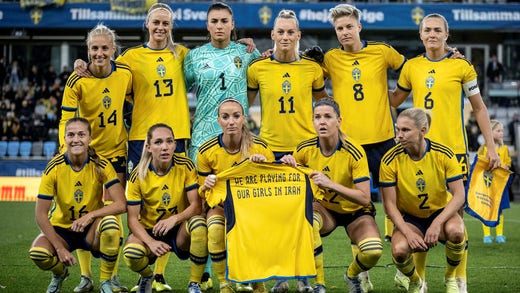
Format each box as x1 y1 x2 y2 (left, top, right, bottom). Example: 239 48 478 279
123 243 149 273
29 247 59 271
356 238 383 270
207 215 225 262
98 216 121 260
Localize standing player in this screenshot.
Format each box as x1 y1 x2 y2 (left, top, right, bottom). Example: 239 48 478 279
184 1 260 165
380 108 466 293
247 9 329 161
197 98 274 293
321 4 405 291
59 24 131 293
122 123 207 293
282 99 383 293
390 13 500 293
29 117 127 293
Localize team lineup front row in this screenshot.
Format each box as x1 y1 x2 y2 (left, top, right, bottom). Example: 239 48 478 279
31 100 468 293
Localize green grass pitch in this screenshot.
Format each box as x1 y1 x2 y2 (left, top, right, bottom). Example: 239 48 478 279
1 202 519 292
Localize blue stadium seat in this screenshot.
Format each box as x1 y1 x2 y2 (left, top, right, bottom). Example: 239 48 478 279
43 141 57 158
7 141 20 157
31 141 44 157
19 141 32 157
0 141 7 157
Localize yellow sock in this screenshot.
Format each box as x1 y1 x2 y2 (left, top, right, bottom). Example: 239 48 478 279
112 214 124 277
154 253 171 275
497 214 505 236
482 224 491 237
455 228 468 281
445 240 465 279
29 247 65 275
208 215 227 284
188 216 208 284
123 243 153 277
77 249 92 277
98 216 121 281
313 212 325 285
347 238 382 278
393 256 420 282
413 251 427 280
384 216 393 238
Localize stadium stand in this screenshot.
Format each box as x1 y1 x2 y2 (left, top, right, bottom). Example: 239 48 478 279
0 141 7 157
19 141 32 158
43 140 57 159
31 141 43 157
7 141 19 157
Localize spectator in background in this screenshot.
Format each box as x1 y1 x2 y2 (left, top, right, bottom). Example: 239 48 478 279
508 113 519 148
507 112 519 203
0 101 8 119
44 65 57 88
0 56 7 88
466 111 481 152
486 54 504 83
6 118 21 141
0 118 8 141
4 83 16 101
58 65 70 87
7 60 22 90
28 65 43 86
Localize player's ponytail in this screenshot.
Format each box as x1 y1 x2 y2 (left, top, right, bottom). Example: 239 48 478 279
240 123 253 160
88 146 107 184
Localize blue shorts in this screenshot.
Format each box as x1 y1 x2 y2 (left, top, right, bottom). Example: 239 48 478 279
455 153 469 185
108 155 127 174
402 209 444 236
362 138 396 187
321 203 376 237
54 225 101 258
143 225 189 264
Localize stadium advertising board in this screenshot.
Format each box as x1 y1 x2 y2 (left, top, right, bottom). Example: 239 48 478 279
0 3 519 30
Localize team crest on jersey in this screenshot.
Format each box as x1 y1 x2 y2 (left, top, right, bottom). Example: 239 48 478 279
234 56 243 69
161 193 171 206
102 96 111 109
352 67 361 82
282 80 291 94
157 64 166 78
416 178 426 192
483 170 493 188
74 189 84 203
425 76 435 90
